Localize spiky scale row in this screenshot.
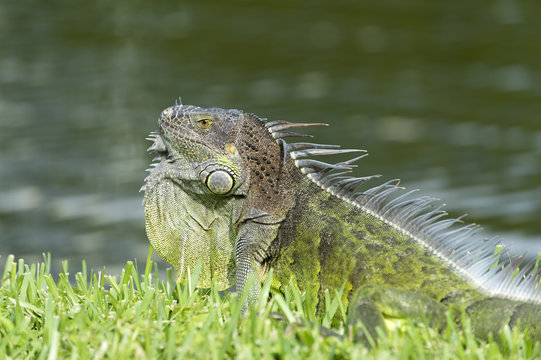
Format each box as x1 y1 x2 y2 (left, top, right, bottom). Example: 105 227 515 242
264 118 541 304
290 148 363 160
265 122 327 132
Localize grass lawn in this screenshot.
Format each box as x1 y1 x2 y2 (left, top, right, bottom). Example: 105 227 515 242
0 248 539 359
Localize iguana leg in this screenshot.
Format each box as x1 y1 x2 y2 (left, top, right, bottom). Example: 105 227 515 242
235 218 281 312
347 284 447 344
235 227 261 309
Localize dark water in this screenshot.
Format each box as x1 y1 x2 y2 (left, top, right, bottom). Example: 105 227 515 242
1 0 540 275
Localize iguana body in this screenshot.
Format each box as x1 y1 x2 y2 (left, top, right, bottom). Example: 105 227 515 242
142 100 541 342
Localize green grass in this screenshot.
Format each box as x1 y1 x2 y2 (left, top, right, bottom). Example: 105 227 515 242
0 249 539 359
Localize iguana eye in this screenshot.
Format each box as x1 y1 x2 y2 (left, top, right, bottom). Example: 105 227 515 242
198 118 213 128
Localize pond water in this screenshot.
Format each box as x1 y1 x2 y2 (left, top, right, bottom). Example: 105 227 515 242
1 0 540 275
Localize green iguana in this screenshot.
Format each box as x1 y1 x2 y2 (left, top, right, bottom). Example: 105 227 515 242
142 99 541 343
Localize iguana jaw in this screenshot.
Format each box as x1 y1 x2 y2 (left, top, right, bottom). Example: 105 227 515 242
147 130 224 168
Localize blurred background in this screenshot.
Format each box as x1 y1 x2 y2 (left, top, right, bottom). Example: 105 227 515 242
1 0 540 276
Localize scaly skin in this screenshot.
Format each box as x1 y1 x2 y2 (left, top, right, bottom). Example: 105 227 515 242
143 102 541 344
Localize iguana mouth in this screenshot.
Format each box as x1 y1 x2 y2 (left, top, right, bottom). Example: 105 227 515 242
147 131 223 164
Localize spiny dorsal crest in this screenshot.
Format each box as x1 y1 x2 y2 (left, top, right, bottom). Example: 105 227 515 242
264 117 541 304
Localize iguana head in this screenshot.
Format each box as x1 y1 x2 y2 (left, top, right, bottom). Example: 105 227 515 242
145 102 283 289
145 101 306 288
156 104 249 196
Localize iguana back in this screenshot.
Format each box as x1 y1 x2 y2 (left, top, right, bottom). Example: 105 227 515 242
143 100 541 342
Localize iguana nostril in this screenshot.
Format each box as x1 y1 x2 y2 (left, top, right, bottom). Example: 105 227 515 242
161 107 173 118
205 170 234 194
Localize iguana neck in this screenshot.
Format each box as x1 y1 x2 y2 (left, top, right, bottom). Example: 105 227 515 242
235 113 298 222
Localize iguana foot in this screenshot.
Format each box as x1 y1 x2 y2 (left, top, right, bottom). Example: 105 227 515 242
347 284 447 345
